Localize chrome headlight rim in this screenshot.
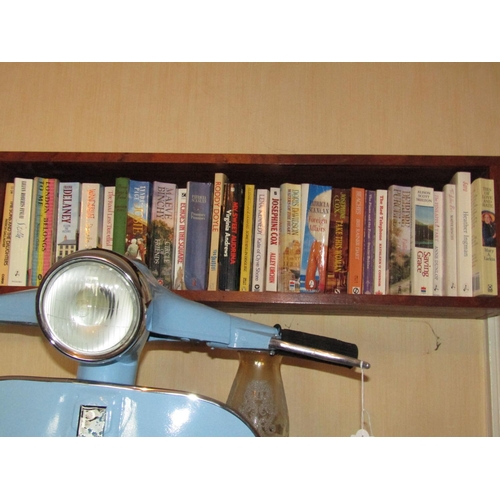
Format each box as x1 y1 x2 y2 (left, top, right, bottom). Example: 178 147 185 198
36 249 148 363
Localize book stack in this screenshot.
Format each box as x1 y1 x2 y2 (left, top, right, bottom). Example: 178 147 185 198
0 171 497 297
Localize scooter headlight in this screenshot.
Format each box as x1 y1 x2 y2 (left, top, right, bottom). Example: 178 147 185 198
36 250 147 363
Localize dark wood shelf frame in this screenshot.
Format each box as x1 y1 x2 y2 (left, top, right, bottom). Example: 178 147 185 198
1 152 499 319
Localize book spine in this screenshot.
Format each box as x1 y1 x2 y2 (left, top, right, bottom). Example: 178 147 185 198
78 183 104 250
29 178 44 285
265 187 280 292
112 177 129 255
239 184 255 291
373 189 388 295
8 178 34 286
125 180 151 263
326 188 350 294
278 183 301 293
386 185 412 295
471 177 497 296
433 191 444 296
56 182 81 261
149 182 177 288
39 178 59 283
410 186 434 296
300 184 332 293
184 181 213 290
450 171 473 296
101 186 115 251
173 188 187 290
443 183 457 296
208 173 228 291
218 183 243 291
0 183 14 285
347 187 365 294
251 189 269 292
362 190 376 294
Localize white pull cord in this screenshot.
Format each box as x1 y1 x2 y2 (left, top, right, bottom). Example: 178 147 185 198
351 366 373 437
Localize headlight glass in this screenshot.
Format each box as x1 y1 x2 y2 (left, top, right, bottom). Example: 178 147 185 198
38 258 143 361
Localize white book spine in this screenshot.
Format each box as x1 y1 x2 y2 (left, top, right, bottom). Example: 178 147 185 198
410 186 434 296
265 187 280 292
78 183 104 250
433 191 444 296
8 178 34 286
373 189 388 295
173 188 187 290
450 171 473 296
443 184 457 296
56 182 81 261
101 186 115 250
252 188 269 292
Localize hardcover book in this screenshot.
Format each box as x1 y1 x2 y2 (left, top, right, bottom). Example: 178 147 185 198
326 188 349 294
149 181 177 288
279 183 301 293
471 177 497 296
299 184 332 293
101 186 115 251
111 177 129 255
184 181 213 290
386 185 411 295
0 182 14 286
218 183 243 291
208 173 228 291
78 183 104 251
56 182 81 261
124 180 151 263
410 186 434 296
450 171 473 296
443 183 457 296
433 191 444 296
8 178 34 286
362 190 376 294
373 189 388 295
347 187 365 295
173 188 187 290
265 187 280 292
251 188 269 292
239 184 255 291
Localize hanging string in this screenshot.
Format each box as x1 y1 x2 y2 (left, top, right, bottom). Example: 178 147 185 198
360 366 373 436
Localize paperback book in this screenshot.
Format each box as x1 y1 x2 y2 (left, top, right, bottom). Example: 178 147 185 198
112 177 129 256
56 182 81 261
362 190 376 294
443 183 457 296
101 186 115 251
251 188 269 292
348 187 365 294
265 187 280 292
373 189 388 295
433 191 444 296
239 184 255 291
78 183 104 251
0 183 14 285
173 188 187 290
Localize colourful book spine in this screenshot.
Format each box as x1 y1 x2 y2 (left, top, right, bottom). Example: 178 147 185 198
125 180 151 263
300 184 331 293
386 185 411 295
443 183 457 296
149 181 177 288
278 183 301 293
184 181 213 290
450 171 473 296
78 183 104 250
373 189 388 295
101 186 115 251
29 177 44 285
362 190 376 294
56 182 81 261
347 187 365 295
410 186 434 296
326 188 350 294
112 177 129 255
251 189 269 292
173 188 187 290
433 191 444 296
8 178 34 286
218 183 243 291
471 177 497 296
0 182 14 285
239 184 255 291
265 187 280 292
208 173 228 291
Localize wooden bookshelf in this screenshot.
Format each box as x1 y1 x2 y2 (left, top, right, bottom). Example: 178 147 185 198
1 152 499 319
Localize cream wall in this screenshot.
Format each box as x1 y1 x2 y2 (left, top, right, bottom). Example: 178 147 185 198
1 62 499 436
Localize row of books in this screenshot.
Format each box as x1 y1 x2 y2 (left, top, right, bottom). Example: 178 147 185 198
0 172 497 298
